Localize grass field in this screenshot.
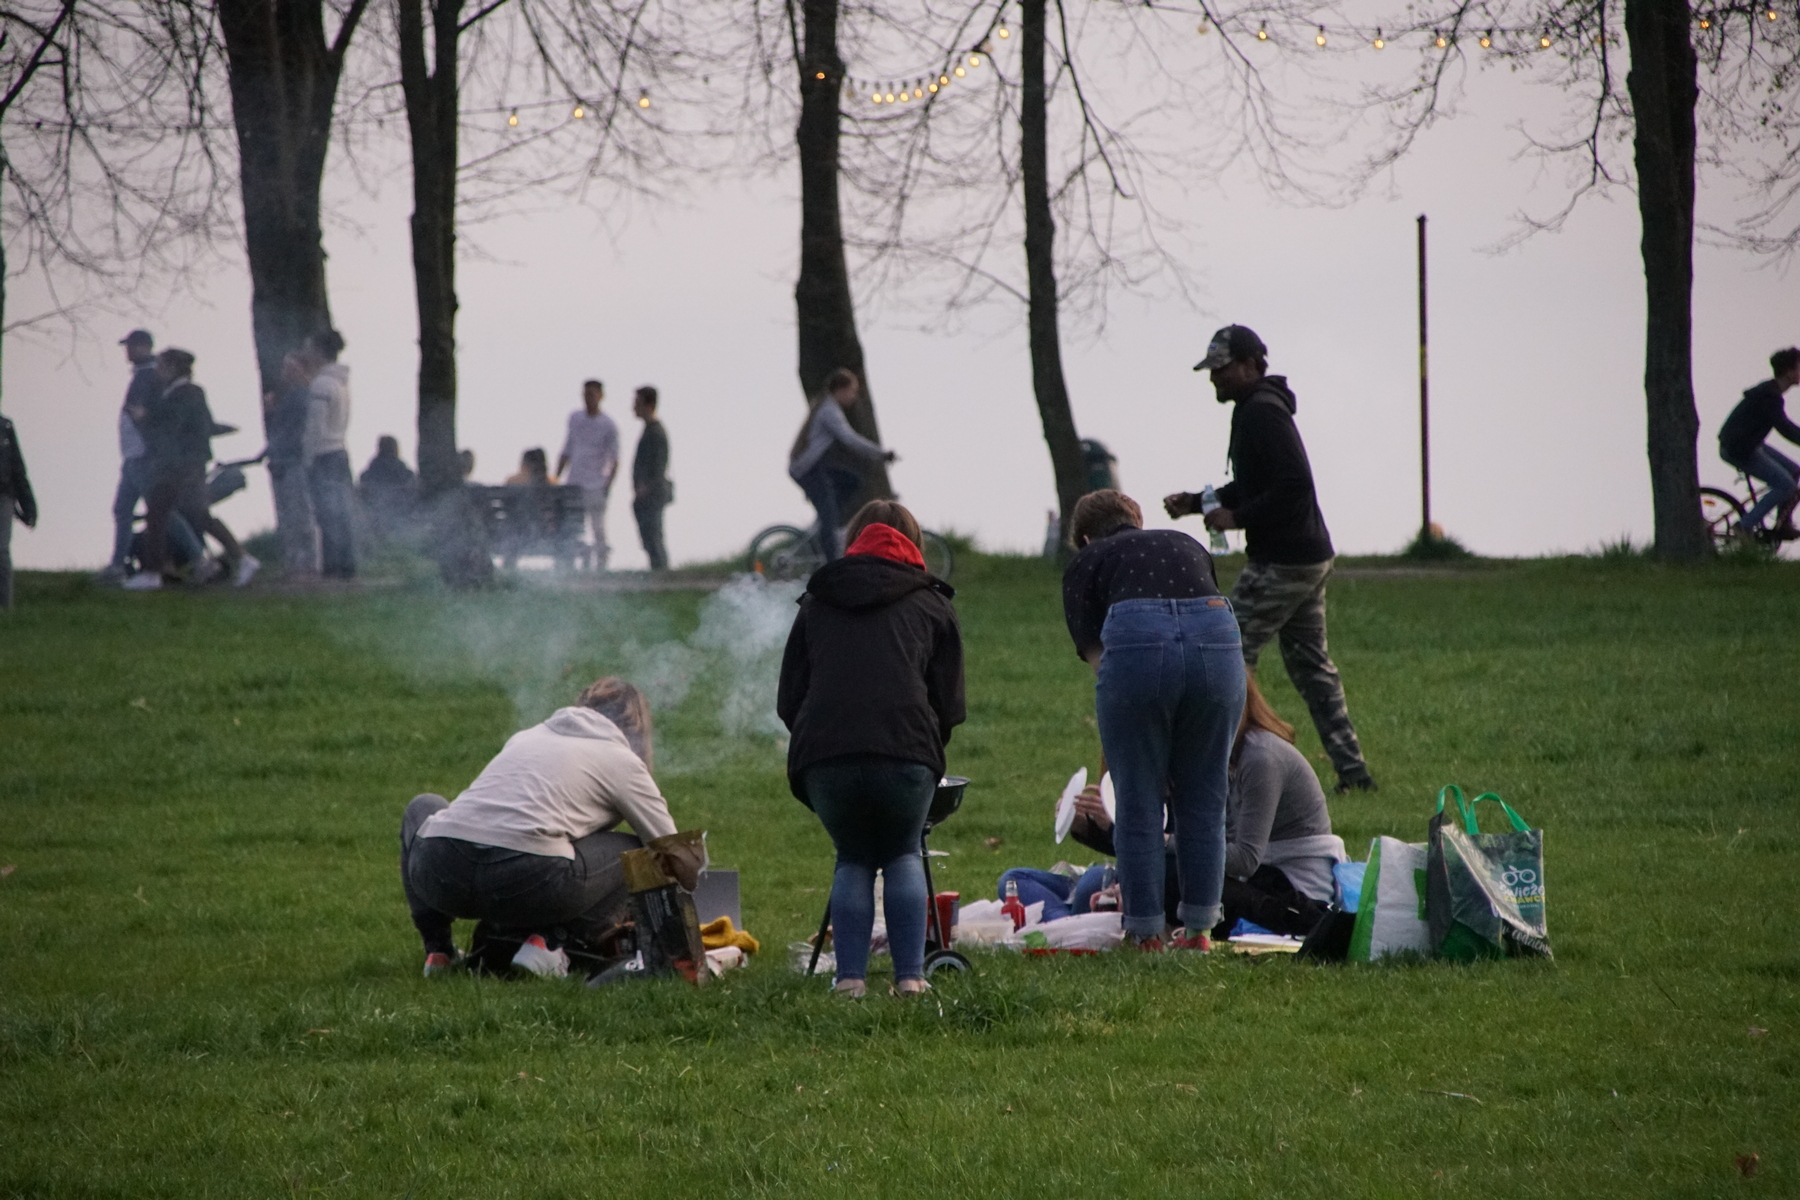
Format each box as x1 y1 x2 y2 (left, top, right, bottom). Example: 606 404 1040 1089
2 554 1797 1198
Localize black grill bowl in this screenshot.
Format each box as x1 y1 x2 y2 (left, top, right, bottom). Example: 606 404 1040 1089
927 776 968 828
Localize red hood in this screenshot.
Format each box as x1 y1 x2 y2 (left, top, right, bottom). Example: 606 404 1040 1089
845 522 925 569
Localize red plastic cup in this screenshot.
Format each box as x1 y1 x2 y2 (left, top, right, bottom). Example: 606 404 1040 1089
934 891 960 946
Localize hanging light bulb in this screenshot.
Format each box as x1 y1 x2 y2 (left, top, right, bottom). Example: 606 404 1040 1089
637 89 650 108
1256 25 1269 40
969 53 983 67
900 88 911 102
1765 7 1779 18
1435 31 1448 47
871 90 882 103
572 104 585 119
954 65 966 76
1697 13 1712 27
913 85 924 98
885 89 896 102
939 74 951 86
1196 18 1210 34
1372 28 1385 48
1315 26 1327 45
928 81 939 93
1479 30 1492 47
997 22 1010 38
815 70 827 80
1538 30 1552 47
507 109 519 126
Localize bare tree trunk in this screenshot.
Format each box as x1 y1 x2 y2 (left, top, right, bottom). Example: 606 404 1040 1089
1020 0 1084 552
217 1 367 399
795 0 891 505
1626 0 1709 561
399 0 488 583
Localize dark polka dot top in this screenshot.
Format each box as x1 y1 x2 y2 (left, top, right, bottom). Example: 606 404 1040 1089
1061 525 1221 659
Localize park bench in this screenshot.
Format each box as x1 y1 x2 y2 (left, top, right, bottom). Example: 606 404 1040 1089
469 483 592 571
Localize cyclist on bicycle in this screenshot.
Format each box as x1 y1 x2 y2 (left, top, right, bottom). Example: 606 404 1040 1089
788 368 896 561
1719 346 1800 539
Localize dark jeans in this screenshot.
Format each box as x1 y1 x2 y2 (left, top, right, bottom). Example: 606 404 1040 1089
1096 597 1246 938
998 865 1112 923
0 502 10 609
802 754 937 983
143 464 242 577
308 450 356 578
633 496 668 570
399 794 641 956
1724 443 1799 530
114 455 203 571
1216 864 1330 939
795 465 861 561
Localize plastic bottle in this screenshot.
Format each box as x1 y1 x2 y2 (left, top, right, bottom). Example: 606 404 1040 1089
1001 878 1028 930
1197 485 1230 553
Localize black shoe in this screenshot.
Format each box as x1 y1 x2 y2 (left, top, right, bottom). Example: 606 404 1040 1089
1334 772 1378 794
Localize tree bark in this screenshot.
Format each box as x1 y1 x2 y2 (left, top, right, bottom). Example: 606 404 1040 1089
1020 0 1085 552
1625 0 1709 561
794 0 891 505
217 0 367 399
399 0 488 583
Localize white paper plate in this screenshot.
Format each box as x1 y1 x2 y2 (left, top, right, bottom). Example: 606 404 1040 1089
1054 767 1088 844
1100 772 1117 821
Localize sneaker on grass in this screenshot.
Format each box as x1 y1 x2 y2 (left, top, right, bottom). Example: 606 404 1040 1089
234 553 260 587
422 951 462 978
511 934 570 978
122 572 163 591
1169 928 1213 953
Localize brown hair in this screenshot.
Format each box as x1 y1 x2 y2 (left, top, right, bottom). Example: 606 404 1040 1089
576 677 654 770
824 367 859 395
157 348 196 379
1069 489 1143 547
1231 674 1296 766
845 499 923 550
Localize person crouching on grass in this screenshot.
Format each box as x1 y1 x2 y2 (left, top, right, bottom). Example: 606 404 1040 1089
1062 489 1246 952
399 678 677 978
777 500 965 997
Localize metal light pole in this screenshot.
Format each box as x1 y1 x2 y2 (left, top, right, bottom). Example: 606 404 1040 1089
1417 213 1432 541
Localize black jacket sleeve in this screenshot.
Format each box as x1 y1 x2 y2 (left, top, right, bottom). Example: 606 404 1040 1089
1070 816 1116 857
924 601 966 745
776 603 810 732
1 421 34 527
1226 401 1315 529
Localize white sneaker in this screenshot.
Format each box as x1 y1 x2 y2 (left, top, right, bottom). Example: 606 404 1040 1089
511 934 569 978
122 572 163 591
234 553 261 587
197 557 226 584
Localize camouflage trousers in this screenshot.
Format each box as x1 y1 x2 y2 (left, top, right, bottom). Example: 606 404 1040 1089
1229 557 1369 783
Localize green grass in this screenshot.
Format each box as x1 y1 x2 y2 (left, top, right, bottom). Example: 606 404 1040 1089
2 555 1797 1198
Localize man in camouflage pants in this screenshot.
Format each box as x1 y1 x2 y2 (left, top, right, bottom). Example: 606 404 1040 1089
1165 324 1375 793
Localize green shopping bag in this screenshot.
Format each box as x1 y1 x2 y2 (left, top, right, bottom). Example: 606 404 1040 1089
1425 785 1550 962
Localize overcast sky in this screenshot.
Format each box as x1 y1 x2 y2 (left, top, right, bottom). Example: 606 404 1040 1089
4 36 1794 572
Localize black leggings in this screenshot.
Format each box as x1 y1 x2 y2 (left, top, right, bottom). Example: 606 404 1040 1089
400 794 641 956
1213 864 1331 939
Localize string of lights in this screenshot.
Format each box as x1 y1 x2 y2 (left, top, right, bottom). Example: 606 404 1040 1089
840 28 1004 106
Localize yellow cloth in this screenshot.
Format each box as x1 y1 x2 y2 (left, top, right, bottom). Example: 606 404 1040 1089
699 916 760 955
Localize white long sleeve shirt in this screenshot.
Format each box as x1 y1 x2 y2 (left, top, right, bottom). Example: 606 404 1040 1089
302 363 351 462
560 410 620 491
418 707 677 858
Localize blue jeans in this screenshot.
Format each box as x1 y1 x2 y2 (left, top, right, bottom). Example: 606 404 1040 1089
1095 598 1246 938
1725 444 1799 530
795 465 861 561
308 450 357 577
801 753 936 983
111 456 202 570
998 865 1112 922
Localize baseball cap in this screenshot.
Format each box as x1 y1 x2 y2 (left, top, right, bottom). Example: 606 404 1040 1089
119 329 153 347
1193 324 1266 371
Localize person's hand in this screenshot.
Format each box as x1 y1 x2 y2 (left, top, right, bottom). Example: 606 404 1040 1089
1073 784 1112 831
883 449 899 464
1163 492 1195 519
1087 882 1121 912
1203 507 1238 531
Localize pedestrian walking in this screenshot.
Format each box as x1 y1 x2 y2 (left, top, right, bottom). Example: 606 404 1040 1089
0 408 38 609
788 369 895 561
631 386 672 571
264 349 319 575
302 329 356 578
102 330 200 580
124 349 256 591
556 380 620 570
1164 324 1376 793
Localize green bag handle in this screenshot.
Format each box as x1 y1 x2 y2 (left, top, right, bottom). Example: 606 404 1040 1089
1436 784 1531 834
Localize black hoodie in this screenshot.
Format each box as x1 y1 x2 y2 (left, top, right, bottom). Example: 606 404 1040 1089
1213 375 1334 566
777 555 965 799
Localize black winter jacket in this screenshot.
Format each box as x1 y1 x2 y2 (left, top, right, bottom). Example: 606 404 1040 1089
1214 376 1334 566
777 555 965 800
1719 379 1800 465
0 416 36 527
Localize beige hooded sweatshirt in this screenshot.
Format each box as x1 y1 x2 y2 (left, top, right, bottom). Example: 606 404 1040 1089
418 707 676 858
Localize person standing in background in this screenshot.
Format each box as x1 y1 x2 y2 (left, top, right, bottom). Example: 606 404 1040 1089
556 380 619 571
1164 324 1375 794
264 350 319 576
302 329 356 579
0 407 38 609
631 386 671 571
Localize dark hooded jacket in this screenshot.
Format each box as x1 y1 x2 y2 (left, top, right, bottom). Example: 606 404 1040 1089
777 555 965 800
1214 375 1334 566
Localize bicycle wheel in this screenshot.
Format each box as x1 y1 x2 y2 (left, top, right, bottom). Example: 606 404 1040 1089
1699 487 1746 552
747 524 823 581
921 530 955 581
